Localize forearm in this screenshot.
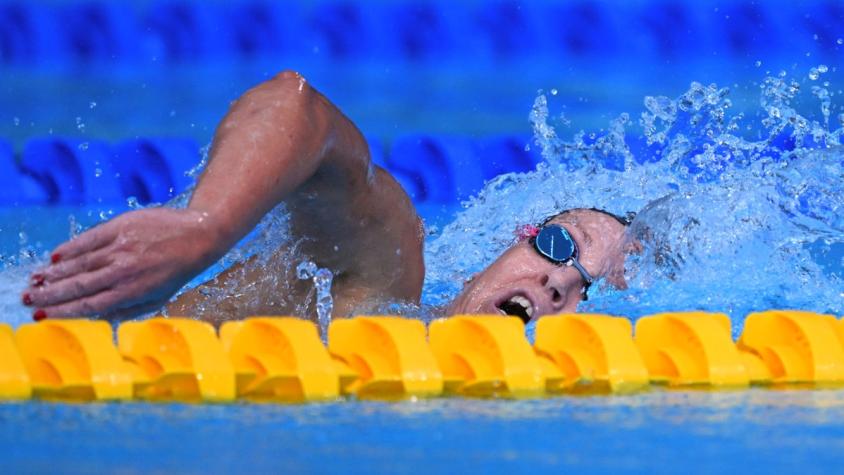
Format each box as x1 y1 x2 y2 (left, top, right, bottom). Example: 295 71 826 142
187 70 368 257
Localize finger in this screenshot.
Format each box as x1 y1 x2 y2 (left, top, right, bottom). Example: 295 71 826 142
28 267 115 309
36 247 113 285
36 289 124 319
50 224 116 262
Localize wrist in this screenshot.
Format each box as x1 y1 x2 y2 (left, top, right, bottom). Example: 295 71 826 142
180 208 233 268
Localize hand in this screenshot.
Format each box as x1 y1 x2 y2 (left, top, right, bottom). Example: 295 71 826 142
22 208 222 320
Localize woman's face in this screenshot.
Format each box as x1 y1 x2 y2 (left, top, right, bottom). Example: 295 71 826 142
447 210 630 322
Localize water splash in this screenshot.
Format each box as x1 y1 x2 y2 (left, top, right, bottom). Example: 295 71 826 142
425 68 844 331
296 260 334 340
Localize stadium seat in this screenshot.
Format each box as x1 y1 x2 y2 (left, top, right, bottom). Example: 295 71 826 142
20 138 122 204
112 138 199 205
0 140 48 205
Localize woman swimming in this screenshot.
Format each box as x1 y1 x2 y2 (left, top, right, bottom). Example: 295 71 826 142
20 71 637 324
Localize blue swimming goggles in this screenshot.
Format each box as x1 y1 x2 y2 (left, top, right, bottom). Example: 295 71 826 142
531 224 594 300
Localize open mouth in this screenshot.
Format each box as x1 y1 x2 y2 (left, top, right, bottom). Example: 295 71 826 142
496 294 534 323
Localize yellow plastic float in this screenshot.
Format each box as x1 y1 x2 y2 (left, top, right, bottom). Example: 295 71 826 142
328 316 443 399
737 310 844 385
118 317 236 402
534 314 649 393
220 317 339 402
429 315 544 398
1 310 843 403
0 323 31 399
635 312 755 387
15 320 132 401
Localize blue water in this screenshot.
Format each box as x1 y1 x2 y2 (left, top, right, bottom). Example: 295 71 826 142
4 390 844 474
3 1 844 473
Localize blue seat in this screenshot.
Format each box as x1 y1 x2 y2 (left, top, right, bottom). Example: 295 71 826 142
0 140 48 205
20 138 123 204
716 2 780 57
366 136 423 200
544 2 619 58
634 1 700 59
140 2 227 62
0 3 35 64
304 2 374 60
221 2 292 59
474 135 542 178
388 135 484 203
470 1 537 60
53 3 138 64
799 1 844 56
385 2 455 61
20 138 86 204
112 138 200 205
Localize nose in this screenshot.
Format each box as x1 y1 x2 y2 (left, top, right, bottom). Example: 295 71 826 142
540 269 571 309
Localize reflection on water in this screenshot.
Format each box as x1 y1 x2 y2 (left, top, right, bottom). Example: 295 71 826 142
4 389 844 473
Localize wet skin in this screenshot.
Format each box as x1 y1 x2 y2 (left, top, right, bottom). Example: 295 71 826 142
21 71 626 323
448 210 630 322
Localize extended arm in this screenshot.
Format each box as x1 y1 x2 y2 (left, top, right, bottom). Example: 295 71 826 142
23 71 423 320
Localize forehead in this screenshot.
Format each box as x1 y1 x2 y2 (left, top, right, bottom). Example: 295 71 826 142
546 209 614 227
545 210 626 242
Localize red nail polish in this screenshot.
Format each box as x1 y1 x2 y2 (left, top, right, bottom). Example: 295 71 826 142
33 309 47 322
22 293 32 306
51 253 62 264
31 274 45 287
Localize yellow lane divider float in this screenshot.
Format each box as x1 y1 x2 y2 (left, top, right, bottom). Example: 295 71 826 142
1 310 843 402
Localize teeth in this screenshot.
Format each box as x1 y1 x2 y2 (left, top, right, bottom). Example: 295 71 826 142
508 296 533 316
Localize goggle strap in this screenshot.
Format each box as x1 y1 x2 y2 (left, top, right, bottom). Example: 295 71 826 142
570 258 594 284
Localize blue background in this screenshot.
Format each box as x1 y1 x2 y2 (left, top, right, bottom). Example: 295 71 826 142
1 0 842 208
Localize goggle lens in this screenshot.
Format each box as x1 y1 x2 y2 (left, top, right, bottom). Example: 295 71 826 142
534 225 576 263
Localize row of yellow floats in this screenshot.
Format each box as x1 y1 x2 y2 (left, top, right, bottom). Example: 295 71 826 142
1 309 843 403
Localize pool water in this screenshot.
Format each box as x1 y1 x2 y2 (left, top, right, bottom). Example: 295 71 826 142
4 389 844 474
3 1 844 472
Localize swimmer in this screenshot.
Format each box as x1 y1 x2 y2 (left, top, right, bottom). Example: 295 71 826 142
21 71 636 324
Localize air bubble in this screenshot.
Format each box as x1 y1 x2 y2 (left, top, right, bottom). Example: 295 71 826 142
550 89 558 96
754 60 762 68
78 142 89 151
89 101 97 109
